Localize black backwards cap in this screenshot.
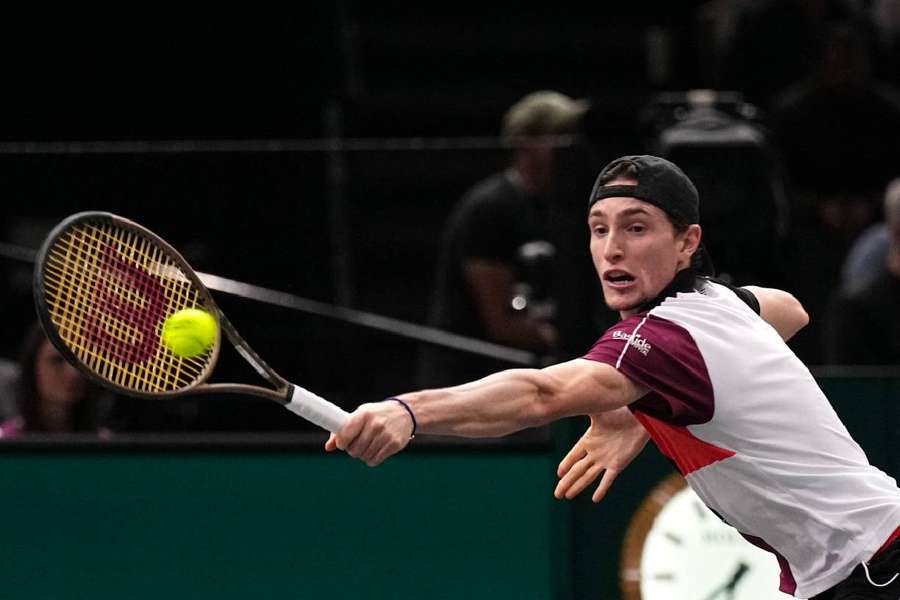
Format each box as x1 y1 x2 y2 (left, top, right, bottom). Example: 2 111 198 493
588 155 715 275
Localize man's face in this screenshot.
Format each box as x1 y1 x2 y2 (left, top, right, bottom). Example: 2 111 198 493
588 186 700 317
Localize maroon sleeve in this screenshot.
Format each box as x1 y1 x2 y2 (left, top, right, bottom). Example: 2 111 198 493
583 314 714 426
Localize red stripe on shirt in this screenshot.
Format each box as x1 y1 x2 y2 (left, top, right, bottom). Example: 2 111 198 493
874 525 900 559
633 411 735 475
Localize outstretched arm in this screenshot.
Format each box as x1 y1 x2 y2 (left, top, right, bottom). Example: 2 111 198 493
743 286 809 341
464 259 558 351
327 358 648 466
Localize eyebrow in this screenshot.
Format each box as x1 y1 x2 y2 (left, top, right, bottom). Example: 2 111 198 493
588 206 652 219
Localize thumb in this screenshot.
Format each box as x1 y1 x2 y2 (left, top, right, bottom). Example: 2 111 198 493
325 434 338 452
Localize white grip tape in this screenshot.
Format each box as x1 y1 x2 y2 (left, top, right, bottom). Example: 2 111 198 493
285 385 350 433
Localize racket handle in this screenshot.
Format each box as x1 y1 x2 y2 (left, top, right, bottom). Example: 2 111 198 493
285 385 350 433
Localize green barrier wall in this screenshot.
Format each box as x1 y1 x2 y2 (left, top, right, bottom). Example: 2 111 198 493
0 448 563 600
0 375 895 600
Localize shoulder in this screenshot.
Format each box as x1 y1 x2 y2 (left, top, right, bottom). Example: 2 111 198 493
585 313 701 366
584 314 715 424
446 174 518 227
459 172 520 208
695 278 760 313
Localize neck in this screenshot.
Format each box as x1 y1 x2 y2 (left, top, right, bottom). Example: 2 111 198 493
620 267 698 319
508 160 539 196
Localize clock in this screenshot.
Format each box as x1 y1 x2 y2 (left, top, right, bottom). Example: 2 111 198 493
620 472 793 600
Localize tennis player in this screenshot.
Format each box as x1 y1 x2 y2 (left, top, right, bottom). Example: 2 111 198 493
328 155 900 599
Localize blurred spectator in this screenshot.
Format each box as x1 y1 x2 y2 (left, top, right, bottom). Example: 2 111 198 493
719 0 865 110
415 90 588 387
0 322 113 436
838 177 900 295
858 0 900 86
0 357 19 422
824 177 900 364
771 21 900 363
774 22 900 235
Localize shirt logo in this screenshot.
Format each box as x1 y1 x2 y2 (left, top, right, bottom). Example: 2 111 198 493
612 330 652 356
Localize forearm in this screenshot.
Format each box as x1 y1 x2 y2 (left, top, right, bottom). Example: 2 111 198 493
464 259 557 351
397 369 554 438
398 360 642 438
330 360 646 466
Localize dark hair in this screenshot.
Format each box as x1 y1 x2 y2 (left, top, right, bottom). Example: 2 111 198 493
15 322 104 432
596 160 691 233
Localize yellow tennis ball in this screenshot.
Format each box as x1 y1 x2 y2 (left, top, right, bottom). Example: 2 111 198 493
161 308 218 358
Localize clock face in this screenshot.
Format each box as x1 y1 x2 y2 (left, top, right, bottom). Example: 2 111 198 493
620 473 792 600
639 484 791 600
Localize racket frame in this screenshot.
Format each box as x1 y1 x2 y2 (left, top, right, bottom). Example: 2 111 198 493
33 211 293 406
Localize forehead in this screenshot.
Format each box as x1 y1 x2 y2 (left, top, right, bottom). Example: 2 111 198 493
588 196 668 220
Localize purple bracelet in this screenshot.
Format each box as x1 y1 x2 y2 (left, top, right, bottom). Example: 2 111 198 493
388 397 417 438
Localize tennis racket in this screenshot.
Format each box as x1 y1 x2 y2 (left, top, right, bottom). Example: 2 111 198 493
33 211 349 433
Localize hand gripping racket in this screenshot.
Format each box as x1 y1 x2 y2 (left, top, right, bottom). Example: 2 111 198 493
33 211 349 433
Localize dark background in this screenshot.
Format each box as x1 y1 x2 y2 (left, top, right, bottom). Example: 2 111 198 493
1 3 899 424
0 6 898 599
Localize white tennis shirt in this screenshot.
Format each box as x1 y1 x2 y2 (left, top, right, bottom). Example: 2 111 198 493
584 279 900 598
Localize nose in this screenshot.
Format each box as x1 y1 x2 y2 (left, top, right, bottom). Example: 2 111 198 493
603 229 624 263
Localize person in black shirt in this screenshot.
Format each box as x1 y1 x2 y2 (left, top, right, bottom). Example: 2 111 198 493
416 91 588 387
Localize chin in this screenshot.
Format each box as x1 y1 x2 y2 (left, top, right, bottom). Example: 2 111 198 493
602 293 644 315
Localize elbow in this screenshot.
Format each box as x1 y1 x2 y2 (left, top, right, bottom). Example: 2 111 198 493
796 304 810 331
788 293 810 331
781 295 810 340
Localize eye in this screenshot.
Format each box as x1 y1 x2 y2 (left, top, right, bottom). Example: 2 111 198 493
628 223 646 234
592 224 608 236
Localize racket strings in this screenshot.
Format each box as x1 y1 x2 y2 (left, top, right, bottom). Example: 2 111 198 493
42 221 214 393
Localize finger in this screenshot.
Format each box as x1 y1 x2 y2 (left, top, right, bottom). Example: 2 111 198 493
368 441 402 467
557 445 587 478
335 415 364 451
347 425 376 459
344 414 375 458
592 469 620 503
360 434 384 466
554 457 590 499
325 434 338 452
564 464 604 500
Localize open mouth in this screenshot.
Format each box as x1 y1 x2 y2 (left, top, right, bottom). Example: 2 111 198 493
604 270 635 286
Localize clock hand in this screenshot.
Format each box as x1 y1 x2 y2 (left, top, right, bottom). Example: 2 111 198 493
723 562 750 600
699 561 750 600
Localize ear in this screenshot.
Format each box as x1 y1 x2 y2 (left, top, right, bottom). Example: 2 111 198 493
680 224 702 259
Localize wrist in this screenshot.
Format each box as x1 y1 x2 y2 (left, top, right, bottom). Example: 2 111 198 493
386 397 417 439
